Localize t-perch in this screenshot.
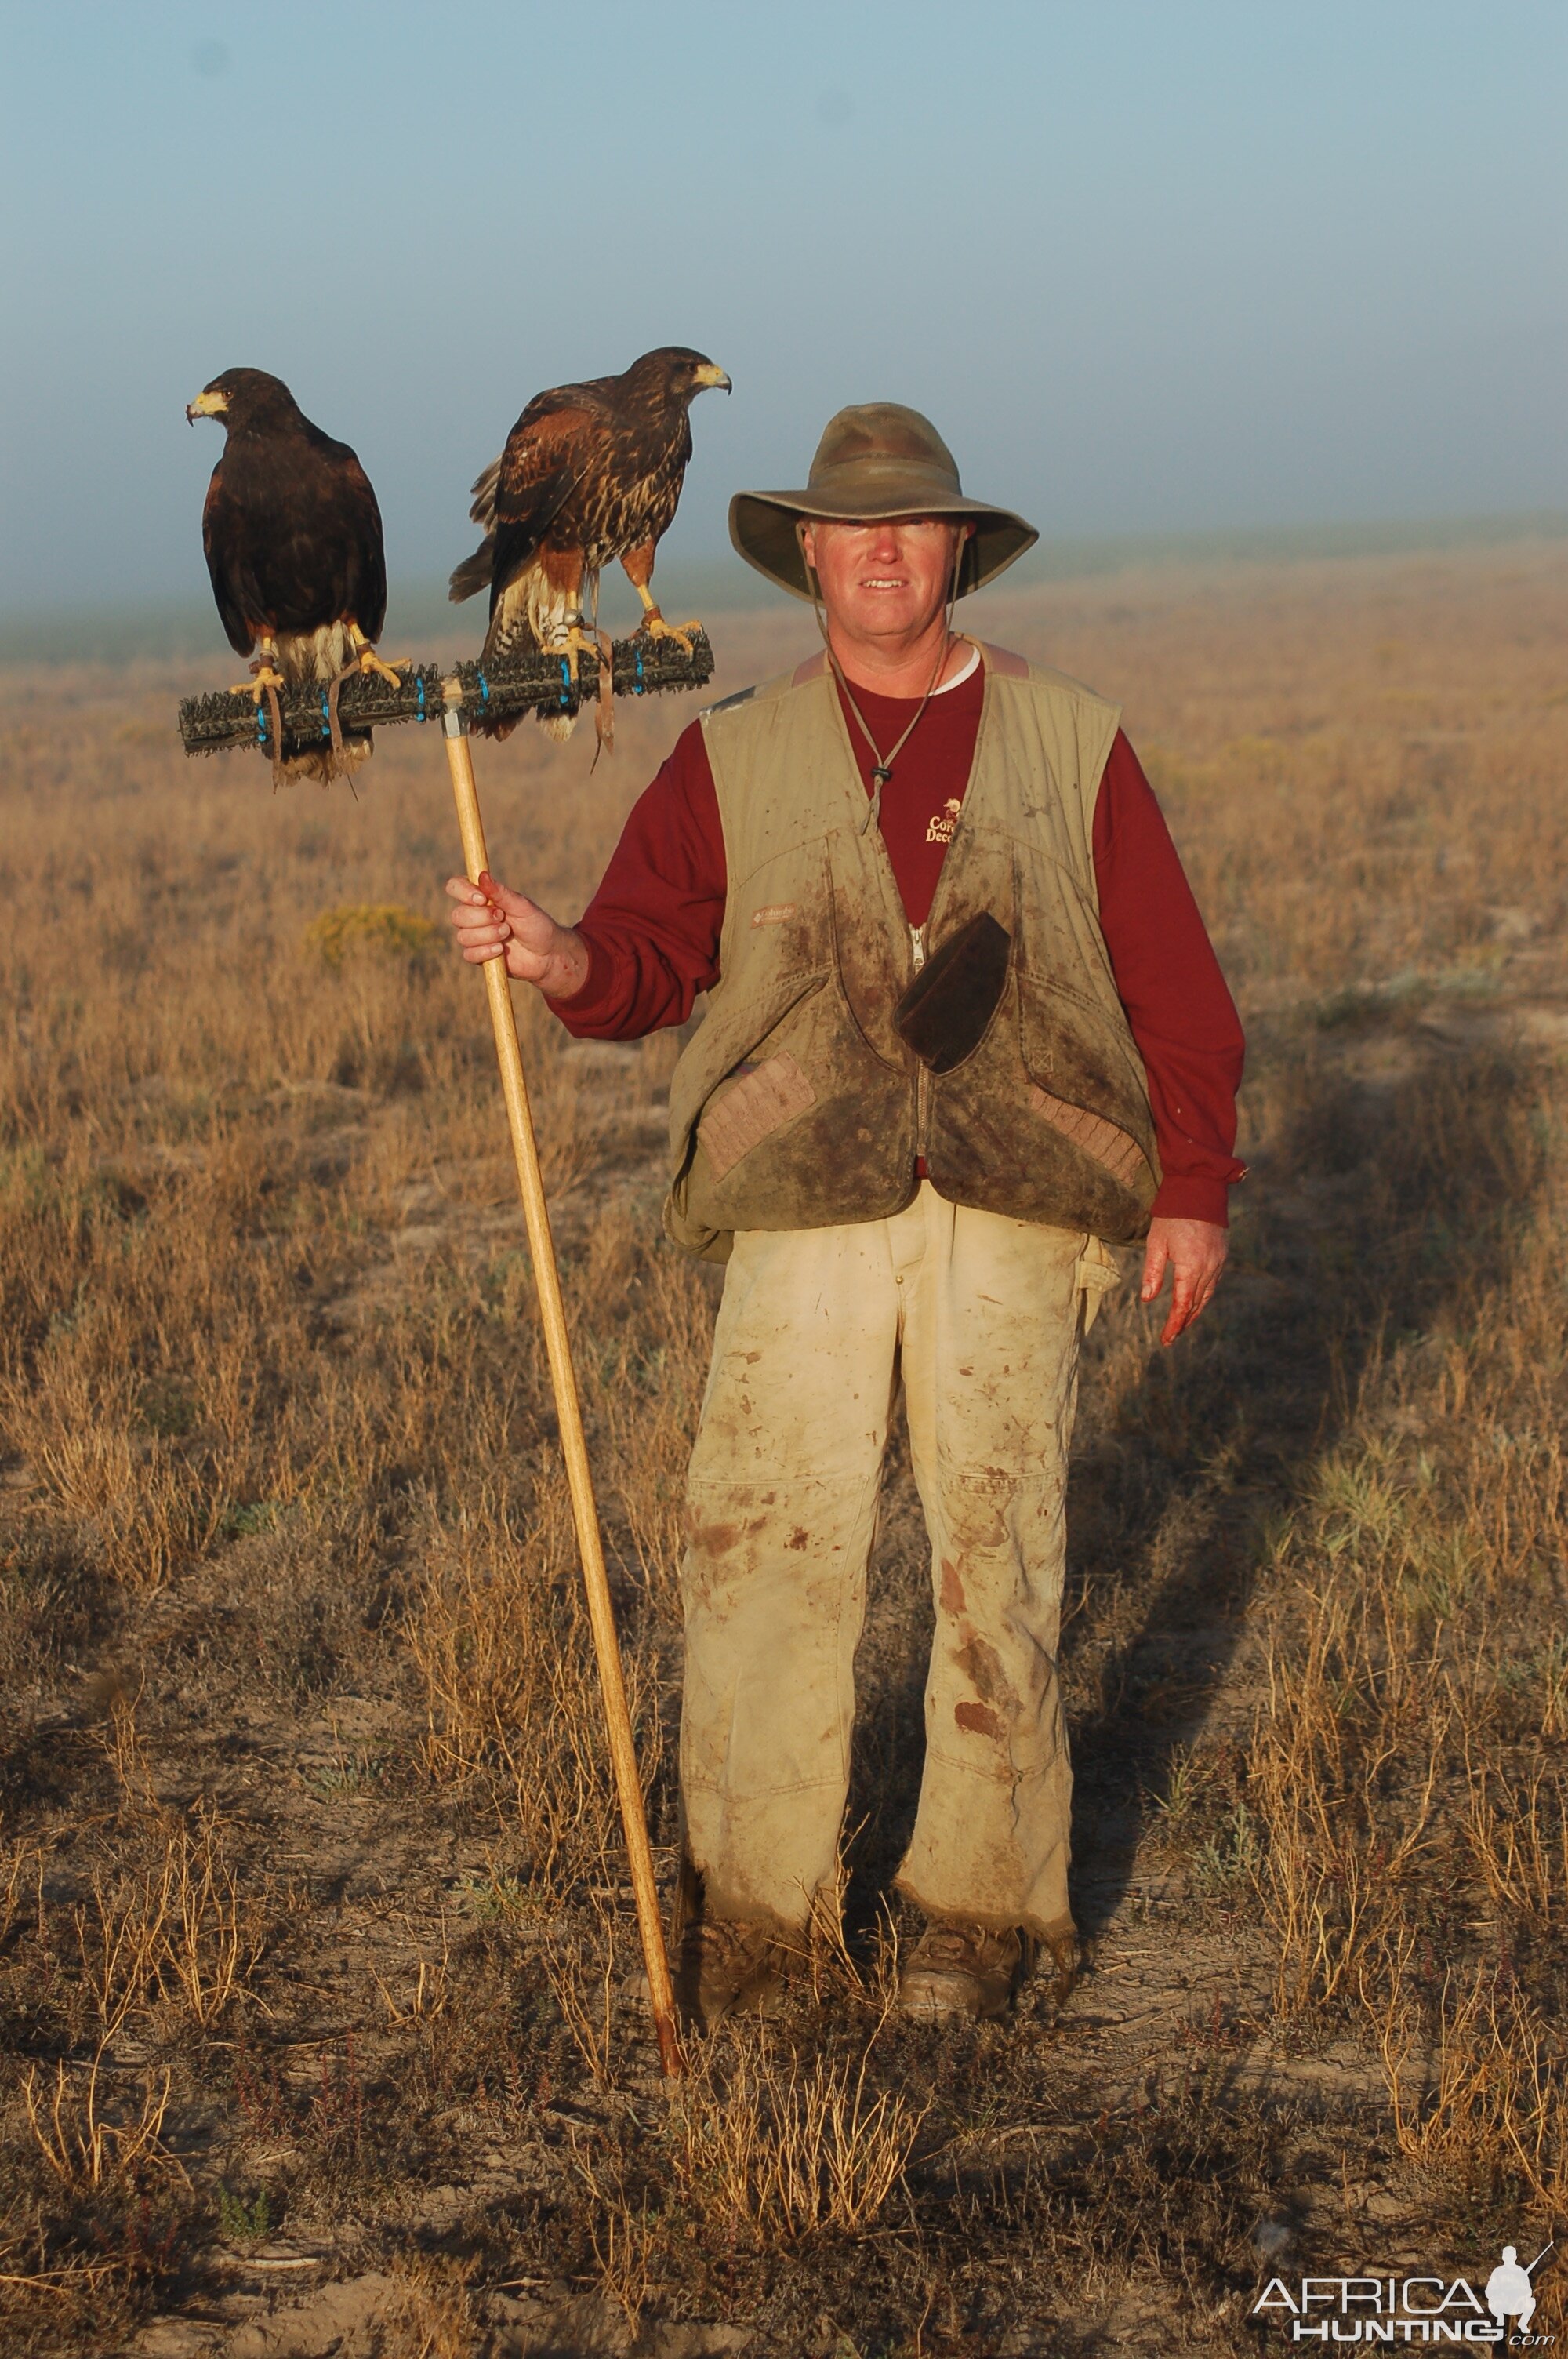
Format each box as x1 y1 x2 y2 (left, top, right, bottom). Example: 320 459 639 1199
178 631 717 2078
177 631 713 761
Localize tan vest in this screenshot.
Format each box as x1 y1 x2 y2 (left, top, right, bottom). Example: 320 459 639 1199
663 642 1160 1261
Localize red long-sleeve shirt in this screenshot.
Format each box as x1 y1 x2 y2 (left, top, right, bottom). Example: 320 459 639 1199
550 656 1246 1223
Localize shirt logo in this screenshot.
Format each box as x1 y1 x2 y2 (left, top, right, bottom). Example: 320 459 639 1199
925 798 964 846
750 903 797 927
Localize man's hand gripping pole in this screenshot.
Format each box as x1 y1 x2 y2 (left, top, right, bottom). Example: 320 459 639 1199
440 687 682 2078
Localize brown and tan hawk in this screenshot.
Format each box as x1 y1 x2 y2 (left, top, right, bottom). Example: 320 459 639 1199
448 345 729 740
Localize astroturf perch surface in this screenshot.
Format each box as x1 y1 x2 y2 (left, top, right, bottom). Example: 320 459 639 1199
179 629 715 765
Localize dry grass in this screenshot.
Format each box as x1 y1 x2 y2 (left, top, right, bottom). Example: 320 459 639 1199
23 2051 180 2196
1 550 1566 2351
670 2035 929 2241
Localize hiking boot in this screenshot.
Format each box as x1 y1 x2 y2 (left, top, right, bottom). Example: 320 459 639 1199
1041 1927 1082 2006
675 1916 791 2031
898 1919 1022 2022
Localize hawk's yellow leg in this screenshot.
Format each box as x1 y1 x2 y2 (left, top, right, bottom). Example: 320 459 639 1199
347 622 408 689
232 634 287 699
545 618 604 689
632 583 699 656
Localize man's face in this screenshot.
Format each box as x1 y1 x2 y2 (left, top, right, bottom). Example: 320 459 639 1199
801 515 967 644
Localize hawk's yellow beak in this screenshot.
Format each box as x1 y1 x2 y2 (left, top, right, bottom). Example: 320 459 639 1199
694 364 731 393
186 388 227 423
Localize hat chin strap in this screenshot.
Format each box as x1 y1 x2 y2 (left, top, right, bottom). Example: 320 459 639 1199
795 522 968 834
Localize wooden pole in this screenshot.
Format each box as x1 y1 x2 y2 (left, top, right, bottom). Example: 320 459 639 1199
440 698 681 2079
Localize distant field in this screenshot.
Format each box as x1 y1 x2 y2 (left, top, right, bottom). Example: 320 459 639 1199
1 540 1566 2354
5 507 1566 664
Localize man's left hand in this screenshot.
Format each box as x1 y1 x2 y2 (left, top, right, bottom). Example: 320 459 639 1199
1140 1217 1229 1347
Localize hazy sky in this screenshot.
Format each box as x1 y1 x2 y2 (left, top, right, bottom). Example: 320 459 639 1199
2 0 1563 616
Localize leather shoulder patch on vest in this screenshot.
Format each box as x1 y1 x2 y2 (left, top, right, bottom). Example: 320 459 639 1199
1027 1084 1149 1191
698 1053 817 1182
702 663 819 729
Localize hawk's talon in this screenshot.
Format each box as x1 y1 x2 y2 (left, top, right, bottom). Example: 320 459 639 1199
233 660 287 701
636 610 699 656
356 649 408 689
346 624 406 690
545 622 603 690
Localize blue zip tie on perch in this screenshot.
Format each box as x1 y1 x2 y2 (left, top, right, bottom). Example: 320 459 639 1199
633 648 646 695
320 691 331 740
415 675 426 721
557 657 572 710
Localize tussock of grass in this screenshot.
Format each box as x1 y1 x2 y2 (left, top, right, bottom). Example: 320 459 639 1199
303 901 440 969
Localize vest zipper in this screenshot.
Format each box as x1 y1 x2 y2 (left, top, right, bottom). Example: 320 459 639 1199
911 925 931 1156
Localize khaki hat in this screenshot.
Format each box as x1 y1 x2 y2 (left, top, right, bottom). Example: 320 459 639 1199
729 402 1038 602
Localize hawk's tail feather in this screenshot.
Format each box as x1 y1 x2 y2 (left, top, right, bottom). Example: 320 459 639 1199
474 579 583 741
448 538 493 605
280 732 374 786
479 611 542 672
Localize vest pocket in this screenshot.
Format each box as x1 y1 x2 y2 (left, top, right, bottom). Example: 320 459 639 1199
1015 966 1156 1173
698 1052 818 1180
923 961 1160 1242
1025 1083 1149 1190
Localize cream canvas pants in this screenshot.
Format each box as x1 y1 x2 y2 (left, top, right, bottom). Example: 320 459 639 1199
679 1181 1111 1946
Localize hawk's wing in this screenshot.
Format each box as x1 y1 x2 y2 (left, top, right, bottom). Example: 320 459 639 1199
202 467 260 657
202 430 387 648
449 388 615 610
323 441 387 644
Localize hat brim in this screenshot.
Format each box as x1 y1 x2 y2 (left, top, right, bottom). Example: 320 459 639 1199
729 485 1038 602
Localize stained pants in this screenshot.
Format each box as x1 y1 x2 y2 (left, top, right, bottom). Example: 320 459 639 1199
679 1182 1108 1944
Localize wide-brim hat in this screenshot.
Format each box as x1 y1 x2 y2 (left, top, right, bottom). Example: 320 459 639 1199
729 402 1038 602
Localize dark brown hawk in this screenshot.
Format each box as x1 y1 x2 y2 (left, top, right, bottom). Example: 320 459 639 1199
187 368 402 782
448 345 730 740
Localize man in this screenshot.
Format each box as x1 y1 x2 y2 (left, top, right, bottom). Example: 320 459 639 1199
448 404 1245 2027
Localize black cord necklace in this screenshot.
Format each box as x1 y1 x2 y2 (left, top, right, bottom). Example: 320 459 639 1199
830 633 954 827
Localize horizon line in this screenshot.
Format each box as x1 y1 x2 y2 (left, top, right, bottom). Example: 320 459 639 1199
4 507 1566 663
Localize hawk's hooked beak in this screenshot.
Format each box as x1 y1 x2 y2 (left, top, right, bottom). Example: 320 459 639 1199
186 388 227 424
694 364 731 394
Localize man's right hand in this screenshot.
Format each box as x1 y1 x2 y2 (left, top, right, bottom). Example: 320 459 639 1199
444 870 592 1001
